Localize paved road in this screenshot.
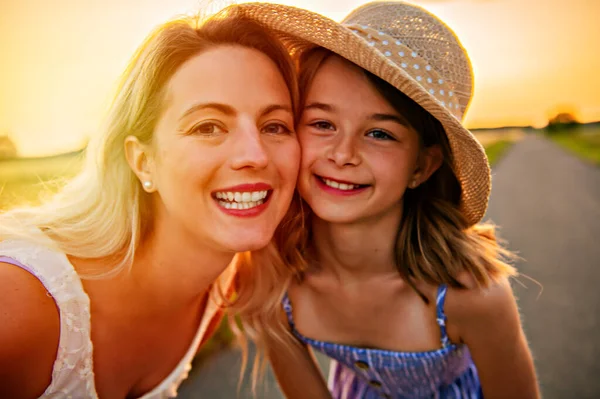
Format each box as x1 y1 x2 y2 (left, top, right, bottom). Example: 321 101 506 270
178 344 328 398
178 134 600 398
486 134 600 398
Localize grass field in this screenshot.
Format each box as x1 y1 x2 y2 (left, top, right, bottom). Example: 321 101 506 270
546 124 600 166
483 139 514 166
0 151 84 209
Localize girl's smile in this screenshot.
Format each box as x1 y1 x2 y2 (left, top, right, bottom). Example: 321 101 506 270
314 174 370 196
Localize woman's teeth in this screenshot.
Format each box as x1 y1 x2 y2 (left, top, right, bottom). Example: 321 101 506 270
323 178 358 191
215 190 268 209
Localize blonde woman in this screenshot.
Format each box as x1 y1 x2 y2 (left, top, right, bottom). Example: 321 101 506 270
0 7 302 399
232 2 539 398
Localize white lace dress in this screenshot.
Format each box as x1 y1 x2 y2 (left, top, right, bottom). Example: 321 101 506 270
0 238 236 399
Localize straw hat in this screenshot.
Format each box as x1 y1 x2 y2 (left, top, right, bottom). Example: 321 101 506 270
229 1 490 226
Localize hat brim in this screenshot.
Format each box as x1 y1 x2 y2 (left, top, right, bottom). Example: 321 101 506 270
229 2 490 226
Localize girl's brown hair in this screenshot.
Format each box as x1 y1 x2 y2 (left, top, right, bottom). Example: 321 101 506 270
238 46 517 392
295 47 516 302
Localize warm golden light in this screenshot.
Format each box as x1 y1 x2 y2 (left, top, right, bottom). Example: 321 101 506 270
1 0 599 156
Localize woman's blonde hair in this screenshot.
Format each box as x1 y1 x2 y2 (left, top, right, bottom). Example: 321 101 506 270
227 193 308 392
0 8 300 275
2 6 309 391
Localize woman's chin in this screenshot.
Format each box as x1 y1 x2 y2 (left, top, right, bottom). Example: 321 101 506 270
225 236 272 253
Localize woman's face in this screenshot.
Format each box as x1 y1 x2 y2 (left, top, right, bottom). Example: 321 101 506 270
297 55 426 225
145 45 300 253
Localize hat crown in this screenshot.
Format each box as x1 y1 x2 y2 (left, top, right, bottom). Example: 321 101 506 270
342 1 473 116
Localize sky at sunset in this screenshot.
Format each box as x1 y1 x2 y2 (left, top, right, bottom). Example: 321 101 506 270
1 0 599 156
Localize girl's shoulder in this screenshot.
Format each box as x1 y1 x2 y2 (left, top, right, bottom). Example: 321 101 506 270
444 273 517 331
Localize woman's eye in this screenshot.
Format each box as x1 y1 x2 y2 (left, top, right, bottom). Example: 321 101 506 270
310 121 335 131
367 129 395 141
262 123 292 135
189 122 225 136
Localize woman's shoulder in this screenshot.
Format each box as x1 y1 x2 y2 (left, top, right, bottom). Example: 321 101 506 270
0 238 85 300
0 261 60 398
0 239 92 398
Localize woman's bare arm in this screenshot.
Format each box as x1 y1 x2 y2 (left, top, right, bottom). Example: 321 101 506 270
0 262 60 399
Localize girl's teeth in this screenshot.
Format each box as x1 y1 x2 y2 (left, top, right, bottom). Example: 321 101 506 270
323 178 356 191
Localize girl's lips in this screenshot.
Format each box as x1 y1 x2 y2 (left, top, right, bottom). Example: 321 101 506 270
314 174 370 196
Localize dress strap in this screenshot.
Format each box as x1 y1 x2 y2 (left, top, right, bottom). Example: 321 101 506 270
436 284 451 348
281 291 297 330
0 256 28 270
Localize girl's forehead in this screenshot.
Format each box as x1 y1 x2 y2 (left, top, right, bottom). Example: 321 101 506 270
305 63 404 117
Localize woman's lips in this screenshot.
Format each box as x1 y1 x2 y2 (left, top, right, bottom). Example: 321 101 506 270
212 182 273 217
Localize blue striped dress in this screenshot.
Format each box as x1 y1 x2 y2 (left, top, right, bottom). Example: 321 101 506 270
282 285 483 398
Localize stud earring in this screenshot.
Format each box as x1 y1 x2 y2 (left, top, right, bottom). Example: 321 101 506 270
410 180 418 189
143 181 153 190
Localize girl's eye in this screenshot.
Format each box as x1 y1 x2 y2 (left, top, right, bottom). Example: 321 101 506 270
310 121 335 131
262 123 292 135
367 129 395 141
189 122 226 136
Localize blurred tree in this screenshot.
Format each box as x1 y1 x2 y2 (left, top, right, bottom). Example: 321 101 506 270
546 111 580 133
0 135 18 159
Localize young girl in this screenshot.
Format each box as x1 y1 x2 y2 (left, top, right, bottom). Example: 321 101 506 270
0 7 303 399
233 2 539 398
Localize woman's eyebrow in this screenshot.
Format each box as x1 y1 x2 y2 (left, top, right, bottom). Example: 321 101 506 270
304 102 336 113
179 102 236 121
259 104 293 118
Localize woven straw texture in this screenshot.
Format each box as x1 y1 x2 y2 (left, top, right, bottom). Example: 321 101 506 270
229 1 491 226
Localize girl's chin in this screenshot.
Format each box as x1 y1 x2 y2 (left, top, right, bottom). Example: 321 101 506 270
310 206 362 224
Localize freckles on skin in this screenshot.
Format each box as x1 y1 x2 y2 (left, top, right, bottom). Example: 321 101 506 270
297 56 423 223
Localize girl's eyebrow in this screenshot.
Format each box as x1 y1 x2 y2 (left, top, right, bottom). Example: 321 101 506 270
304 102 410 128
369 113 411 128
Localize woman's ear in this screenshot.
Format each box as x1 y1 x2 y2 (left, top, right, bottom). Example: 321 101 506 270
124 136 156 192
410 145 443 188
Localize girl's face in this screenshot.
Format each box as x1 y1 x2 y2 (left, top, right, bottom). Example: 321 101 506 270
297 56 438 225
132 46 300 253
